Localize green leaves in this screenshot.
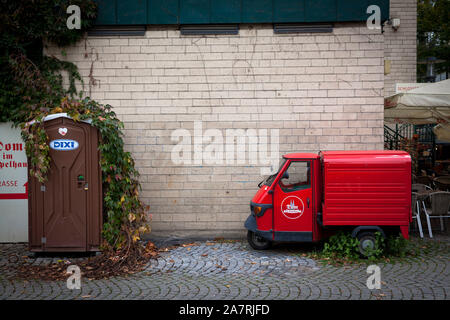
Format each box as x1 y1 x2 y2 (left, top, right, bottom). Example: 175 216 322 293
417 0 450 79
385 234 409 258
323 231 360 260
321 231 410 263
23 97 151 250
0 1 97 48
2 1 149 252
0 1 97 121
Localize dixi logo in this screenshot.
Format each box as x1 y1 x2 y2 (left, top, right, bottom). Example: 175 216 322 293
49 139 79 151
281 196 304 220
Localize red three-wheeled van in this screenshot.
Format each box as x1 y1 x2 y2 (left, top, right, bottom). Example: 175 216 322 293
244 151 412 255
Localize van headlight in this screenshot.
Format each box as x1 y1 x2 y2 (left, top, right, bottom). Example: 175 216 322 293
253 206 262 215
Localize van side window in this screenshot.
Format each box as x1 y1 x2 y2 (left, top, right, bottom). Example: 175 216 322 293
279 161 311 192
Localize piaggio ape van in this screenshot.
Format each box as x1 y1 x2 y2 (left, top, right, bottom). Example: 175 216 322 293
245 151 412 255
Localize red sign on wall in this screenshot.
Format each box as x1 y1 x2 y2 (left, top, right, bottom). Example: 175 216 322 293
0 124 28 200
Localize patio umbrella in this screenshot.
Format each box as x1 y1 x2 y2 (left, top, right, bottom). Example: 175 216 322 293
384 79 450 125
433 123 450 142
384 79 450 142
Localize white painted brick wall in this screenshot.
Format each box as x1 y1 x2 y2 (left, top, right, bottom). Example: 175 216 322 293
384 0 417 97
46 22 387 238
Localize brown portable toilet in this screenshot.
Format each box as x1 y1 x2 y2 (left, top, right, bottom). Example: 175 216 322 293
28 114 102 252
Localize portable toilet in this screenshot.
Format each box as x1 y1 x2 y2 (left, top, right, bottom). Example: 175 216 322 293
28 114 102 252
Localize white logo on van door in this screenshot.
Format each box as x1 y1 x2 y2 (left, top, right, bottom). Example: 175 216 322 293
49 139 79 151
281 196 304 219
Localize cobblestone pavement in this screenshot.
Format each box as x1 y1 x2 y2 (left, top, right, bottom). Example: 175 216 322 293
0 236 449 300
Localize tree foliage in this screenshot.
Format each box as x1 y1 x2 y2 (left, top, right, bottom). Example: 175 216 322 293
0 0 96 121
417 0 450 80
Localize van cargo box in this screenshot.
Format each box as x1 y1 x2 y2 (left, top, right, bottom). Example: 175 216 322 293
320 151 412 227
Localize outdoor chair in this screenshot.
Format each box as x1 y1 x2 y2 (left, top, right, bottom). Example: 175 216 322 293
433 176 450 191
415 175 433 187
411 192 424 238
422 191 450 238
412 183 432 193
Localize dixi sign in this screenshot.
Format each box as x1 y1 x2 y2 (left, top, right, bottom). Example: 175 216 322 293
50 139 79 151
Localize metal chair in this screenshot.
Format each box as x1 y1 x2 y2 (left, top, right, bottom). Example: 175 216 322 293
422 191 450 238
415 175 433 187
411 192 424 238
412 183 432 193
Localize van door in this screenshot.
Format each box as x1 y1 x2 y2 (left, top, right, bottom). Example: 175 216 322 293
273 160 313 241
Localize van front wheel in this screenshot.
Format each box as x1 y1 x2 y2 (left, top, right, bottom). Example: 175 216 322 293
247 230 272 250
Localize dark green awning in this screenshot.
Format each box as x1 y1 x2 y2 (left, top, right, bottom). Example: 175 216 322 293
94 0 389 25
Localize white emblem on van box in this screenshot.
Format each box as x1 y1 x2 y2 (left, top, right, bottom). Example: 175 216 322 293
49 139 79 151
58 128 68 136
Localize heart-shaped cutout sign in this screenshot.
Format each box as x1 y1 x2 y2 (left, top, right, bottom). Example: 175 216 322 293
58 127 68 136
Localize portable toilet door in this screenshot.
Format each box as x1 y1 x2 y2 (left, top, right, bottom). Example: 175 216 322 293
28 115 102 252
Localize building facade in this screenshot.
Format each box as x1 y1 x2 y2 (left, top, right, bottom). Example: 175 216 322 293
45 0 417 238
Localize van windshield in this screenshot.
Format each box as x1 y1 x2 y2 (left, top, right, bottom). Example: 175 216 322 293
259 158 286 187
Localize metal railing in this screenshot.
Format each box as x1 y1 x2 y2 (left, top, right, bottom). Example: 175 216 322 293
415 124 435 143
384 124 435 150
384 125 407 150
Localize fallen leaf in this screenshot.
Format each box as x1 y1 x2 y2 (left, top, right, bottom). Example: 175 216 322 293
182 243 197 247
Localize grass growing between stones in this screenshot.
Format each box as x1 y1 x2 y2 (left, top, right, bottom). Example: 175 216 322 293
213 238 243 244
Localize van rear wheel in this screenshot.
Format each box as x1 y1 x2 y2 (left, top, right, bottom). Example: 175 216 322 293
357 232 377 257
247 230 272 250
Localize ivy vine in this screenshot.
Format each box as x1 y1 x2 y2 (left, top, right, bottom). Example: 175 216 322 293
21 98 151 248
1 1 151 250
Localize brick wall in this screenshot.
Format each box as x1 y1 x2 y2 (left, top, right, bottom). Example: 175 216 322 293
384 0 417 97
46 22 385 238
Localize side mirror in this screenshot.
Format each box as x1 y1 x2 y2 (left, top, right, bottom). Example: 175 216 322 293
281 171 289 180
